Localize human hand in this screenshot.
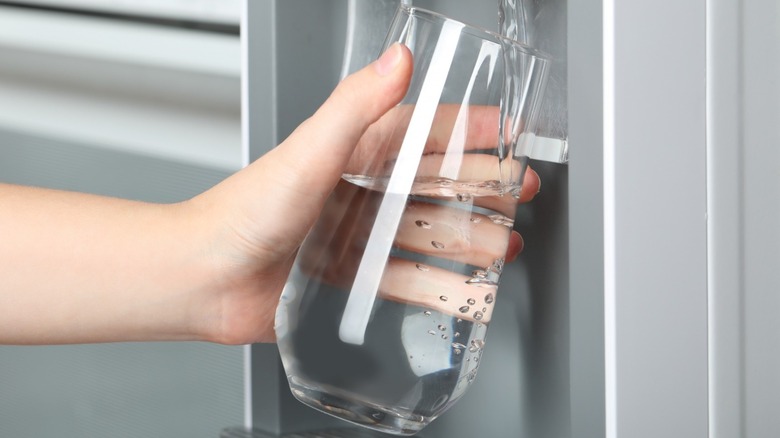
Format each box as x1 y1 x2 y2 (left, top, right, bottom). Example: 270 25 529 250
0 44 537 346
185 44 540 345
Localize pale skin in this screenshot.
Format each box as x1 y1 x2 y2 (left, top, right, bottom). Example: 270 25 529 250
0 44 540 346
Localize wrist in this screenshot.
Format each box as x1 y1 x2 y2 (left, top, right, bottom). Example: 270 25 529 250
158 198 227 343
174 184 286 345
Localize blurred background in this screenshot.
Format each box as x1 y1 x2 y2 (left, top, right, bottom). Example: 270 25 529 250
0 1 244 437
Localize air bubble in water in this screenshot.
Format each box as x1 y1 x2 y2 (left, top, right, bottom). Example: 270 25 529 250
416 264 430 272
488 214 515 227
468 270 488 283
466 265 499 287
459 305 470 313
485 293 495 304
456 193 472 202
439 295 448 302
431 241 445 249
441 334 449 340
482 307 487 312
453 348 462 355
467 298 476 305
454 332 461 338
470 217 482 224
466 277 499 287
428 330 437 336
474 311 484 321
438 324 447 331
489 214 504 224
415 220 432 229
424 310 432 316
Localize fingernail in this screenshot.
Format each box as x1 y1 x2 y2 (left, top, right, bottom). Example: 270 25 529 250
530 168 541 198
506 232 524 263
374 43 403 76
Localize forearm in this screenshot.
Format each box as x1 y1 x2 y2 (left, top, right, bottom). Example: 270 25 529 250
0 183 214 344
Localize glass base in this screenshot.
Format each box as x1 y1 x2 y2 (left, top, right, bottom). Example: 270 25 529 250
221 426 396 438
288 378 432 436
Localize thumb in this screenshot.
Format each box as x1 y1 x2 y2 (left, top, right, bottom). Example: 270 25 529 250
273 43 413 193
226 43 413 254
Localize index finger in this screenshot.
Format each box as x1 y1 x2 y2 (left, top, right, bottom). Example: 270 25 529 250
426 104 500 153
348 104 501 175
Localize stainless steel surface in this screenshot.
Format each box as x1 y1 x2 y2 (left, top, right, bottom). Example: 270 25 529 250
243 1 756 438
242 0 277 164
708 0 780 437
567 0 605 436
740 1 780 434
707 1 742 436
607 0 708 436
222 426 400 438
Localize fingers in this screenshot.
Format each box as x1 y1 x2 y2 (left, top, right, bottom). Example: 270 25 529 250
396 154 539 216
394 200 512 269
427 105 501 153
297 179 526 323
396 104 502 154
416 156 540 206
379 258 498 323
414 153 524 191
348 104 501 174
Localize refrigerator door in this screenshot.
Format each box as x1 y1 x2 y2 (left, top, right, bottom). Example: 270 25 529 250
243 1 572 436
244 0 780 437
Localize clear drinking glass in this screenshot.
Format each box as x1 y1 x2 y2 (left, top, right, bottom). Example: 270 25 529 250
275 6 549 436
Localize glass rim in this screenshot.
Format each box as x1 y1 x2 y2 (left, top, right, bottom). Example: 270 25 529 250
401 5 551 61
